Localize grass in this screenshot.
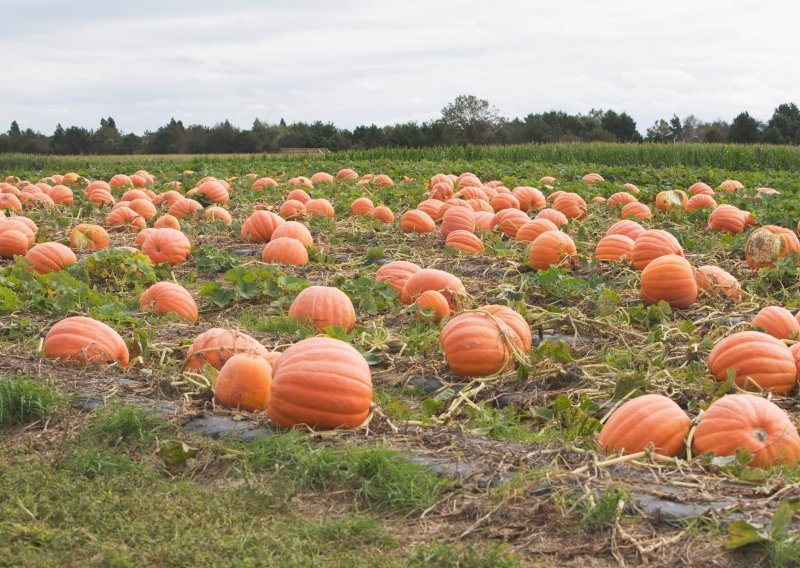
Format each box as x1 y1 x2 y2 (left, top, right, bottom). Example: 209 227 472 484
0 376 63 426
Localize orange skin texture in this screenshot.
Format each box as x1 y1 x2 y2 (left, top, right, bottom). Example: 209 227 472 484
215 354 272 412
718 179 743 193
417 199 445 221
204 206 232 225
350 197 375 216
605 219 645 241
193 180 229 204
445 229 484 254
400 268 466 308
288 286 356 332
441 207 476 238
261 237 309 266
286 189 311 203
44 316 129 368
686 194 717 211
152 190 184 208
429 182 455 201
752 306 800 340
511 186 546 211
272 221 313 246
654 190 688 212
24 242 77 274
745 225 800 269
0 193 23 211
707 331 797 394
640 255 697 309
552 193 587 220
121 189 150 202
689 182 714 195
708 205 746 234
632 229 683 271
694 265 741 302
168 198 203 219
0 229 30 258
310 172 334 184
490 193 520 213
269 337 372 430
606 192 638 208
140 281 199 323
375 261 421 295
478 304 531 352
70 223 110 250
528 230 577 270
336 168 359 180
109 174 132 188
594 234 634 262
582 173 604 185
515 218 559 243
400 209 436 233
621 201 652 220
693 394 800 468
492 209 530 238
456 186 488 201
127 198 157 220
306 198 335 218
440 312 516 377
252 177 279 189
374 174 394 187
48 185 74 205
372 206 394 224
140 228 191 266
184 327 271 373
599 394 690 457
241 210 285 243
535 208 568 228
105 206 146 231
414 290 451 322
473 211 494 231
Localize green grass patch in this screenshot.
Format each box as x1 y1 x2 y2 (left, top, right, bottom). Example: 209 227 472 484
0 376 63 426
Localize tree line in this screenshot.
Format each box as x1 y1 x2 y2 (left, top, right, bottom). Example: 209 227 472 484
2 96 799 154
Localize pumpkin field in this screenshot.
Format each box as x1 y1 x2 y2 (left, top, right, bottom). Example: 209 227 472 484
4 143 800 566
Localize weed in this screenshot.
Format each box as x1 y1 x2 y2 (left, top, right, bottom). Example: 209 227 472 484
0 376 63 426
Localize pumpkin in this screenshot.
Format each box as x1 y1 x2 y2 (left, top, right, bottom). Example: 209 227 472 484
440 312 518 377
288 176 313 188
306 198 335 218
605 219 645 241
512 186 546 211
269 337 372 430
514 218 557 243
591 196 605 204
429 174 454 189
606 192 638 208
417 199 445 221
105 206 146 231
288 286 356 331
492 209 530 238
0 229 29 258
621 201 652 220
400 268 466 308
372 206 394 224
694 266 742 302
552 193 587 220
252 177 278 190
400 209 436 233
685 194 717 211
632 229 683 271
445 229 484 254
140 228 191 266
2 218 36 245
214 354 272 412
718 179 743 193
594 234 635 262
375 261 421 295
429 182 455 201
745 225 800 269
441 207 475 238
350 197 374 216
130 174 148 188
24 242 76 273
640 255 697 309
241 210 285 243
48 185 74 205
374 174 394 187
535 208 568 227
457 186 488 201
261 237 309 266
336 168 359 181
708 205 746 234
184 327 271 372
473 211 494 231
154 214 181 231
140 281 198 322
582 172 604 186
752 306 800 340
414 290 451 322
121 189 150 202
152 190 184 208
168 197 204 219
191 180 229 204
0 193 22 211
86 187 115 206
490 193 521 212
43 316 129 367
286 188 311 203
441 198 472 216
599 394 690 457
109 174 133 188
654 190 688 212
528 230 577 270
203 206 233 225
70 223 109 250
688 182 714 196
310 172 334 184
693 394 800 468
479 304 531 351
126 198 157 220
707 331 796 394
271 221 313 245
540 176 556 184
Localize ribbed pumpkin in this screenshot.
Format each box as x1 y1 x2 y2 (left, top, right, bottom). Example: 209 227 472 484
445 230 484 254
153 214 181 230
535 208 568 227
0 193 22 211
473 211 494 231
621 201 652 220
137 279 196 319
417 199 445 221
184 328 271 372
48 185 74 205
640 255 697 309
306 198 335 218
261 237 309 266
372 206 394 224
24 242 77 273
400 209 436 233
591 196 605 204
752 306 800 340
745 225 800 269
440 312 517 377
105 206 146 231
441 207 475 238
140 228 191 266
192 180 229 204
268 337 372 430
512 186 545 211
336 168 359 181
429 182 455 201
685 194 717 211
350 197 374 216
375 261 421 295
310 172 334 184
490 193 520 212
689 182 714 195
707 331 797 394
708 205 746 234
271 221 313 246
632 229 683 271
693 394 800 468
582 172 604 186
492 209 530 238
718 179 743 193
0 229 29 258
695 265 742 302
606 192 638 208
552 193 587 220
400 268 466 308
288 286 356 332
414 290 451 322
654 190 688 212
594 234 635 262
167 197 203 219
43 316 129 368
70 223 109 250
605 219 645 241
478 304 531 351
214 354 272 412
127 198 157 220
204 206 233 225
515 218 559 242
277 199 305 220
599 395 690 457
241 210 285 243
528 230 577 270
152 190 183 208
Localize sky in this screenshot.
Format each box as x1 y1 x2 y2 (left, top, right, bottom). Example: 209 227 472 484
2 0 799 135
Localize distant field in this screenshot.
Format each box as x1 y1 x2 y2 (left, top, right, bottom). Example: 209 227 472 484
2 144 800 566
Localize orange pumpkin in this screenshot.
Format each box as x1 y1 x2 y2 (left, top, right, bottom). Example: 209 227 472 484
441 207 475 238
70 223 109 250
43 316 129 367
599 394 690 457
0 229 29 258
310 172 334 184
215 354 272 412
708 205 746 234
400 209 436 233
109 174 133 188
640 255 697 309
654 190 688 212
375 261 421 295
492 209 530 238
445 230 484 254
632 229 683 271
105 206 146 231
184 327 271 372
261 237 309 266
400 268 466 308
168 197 204 219
24 242 76 274
350 197 374 216
140 281 198 322
744 225 800 269
621 201 652 220
511 186 545 211
752 306 800 340
271 221 313 246
479 304 531 351
417 199 445 221
48 185 74 205
594 234 634 262
288 286 356 331
528 230 577 270
707 331 797 394
336 168 359 181
582 172 604 186
121 189 150 202
515 218 559 243
693 394 800 468
552 193 587 220
286 188 311 204
191 180 230 204
606 192 638 208
203 206 233 225
685 194 717 211
605 219 645 241
0 193 22 211
688 182 714 196
153 215 181 230
241 210 285 243
306 198 335 218
694 265 742 302
414 290 451 322
440 312 518 377
535 208 568 227
718 179 743 193
490 193 520 212
152 190 184 208
140 228 191 266
372 206 394 224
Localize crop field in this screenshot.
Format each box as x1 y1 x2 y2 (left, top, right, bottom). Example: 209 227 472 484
3 142 800 567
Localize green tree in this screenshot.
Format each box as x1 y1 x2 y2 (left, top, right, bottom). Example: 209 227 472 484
600 110 642 142
440 95 500 144
766 103 800 144
728 111 761 143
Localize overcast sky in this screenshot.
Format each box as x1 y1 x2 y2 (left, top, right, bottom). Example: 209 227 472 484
3 0 799 135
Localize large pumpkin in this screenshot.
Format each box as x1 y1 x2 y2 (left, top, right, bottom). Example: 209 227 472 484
694 265 742 302
140 228 191 266
375 261 421 295
606 192 638 208
605 219 645 241
552 193 587 220
640 255 697 309
751 306 800 340
528 230 577 270
685 194 717 211
654 190 688 212
215 354 272 412
400 209 436 233
241 210 285 243
140 281 198 322
515 218 559 242
43 316 129 368
594 234 634 262
707 331 797 394
69 223 109 250
269 337 373 430
184 328 271 372
693 394 800 468
492 209 530 238
414 290 451 322
261 237 309 266
445 230 484 254
24 242 77 274
441 207 475 238
0 229 30 258
478 304 532 351
632 229 683 271
621 202 652 220
440 312 518 377
288 286 356 331
708 205 746 234
599 394 690 457
400 268 466 308
744 225 800 269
